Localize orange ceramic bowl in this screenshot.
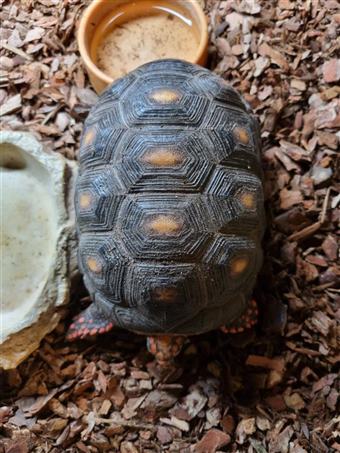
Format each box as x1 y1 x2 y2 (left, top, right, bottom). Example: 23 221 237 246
77 0 209 94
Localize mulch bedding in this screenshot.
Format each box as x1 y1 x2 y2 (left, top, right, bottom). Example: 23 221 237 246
0 0 339 452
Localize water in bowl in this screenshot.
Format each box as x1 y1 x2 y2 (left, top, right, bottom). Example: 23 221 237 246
91 0 201 80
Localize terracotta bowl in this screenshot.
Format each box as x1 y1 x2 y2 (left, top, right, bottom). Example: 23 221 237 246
77 0 209 93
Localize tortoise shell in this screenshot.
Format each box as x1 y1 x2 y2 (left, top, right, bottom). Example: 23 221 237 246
75 59 265 336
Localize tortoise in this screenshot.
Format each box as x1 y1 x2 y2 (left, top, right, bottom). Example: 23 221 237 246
67 59 265 366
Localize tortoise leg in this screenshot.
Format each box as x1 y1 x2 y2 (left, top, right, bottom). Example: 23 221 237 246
220 299 258 334
146 335 185 367
67 303 114 341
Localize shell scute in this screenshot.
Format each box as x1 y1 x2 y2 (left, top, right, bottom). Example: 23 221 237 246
76 168 125 233
79 233 127 302
123 92 209 128
117 194 212 261
79 128 126 170
123 262 206 330
113 130 214 193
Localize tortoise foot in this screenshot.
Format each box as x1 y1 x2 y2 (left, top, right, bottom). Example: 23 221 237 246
146 335 185 367
220 299 258 334
67 303 115 341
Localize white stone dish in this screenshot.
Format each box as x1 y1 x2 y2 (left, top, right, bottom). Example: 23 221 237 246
0 131 77 369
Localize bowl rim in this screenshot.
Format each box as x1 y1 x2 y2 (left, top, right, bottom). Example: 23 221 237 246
77 0 209 86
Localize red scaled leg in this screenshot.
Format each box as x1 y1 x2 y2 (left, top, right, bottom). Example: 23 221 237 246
67 303 114 341
147 335 185 367
220 299 258 334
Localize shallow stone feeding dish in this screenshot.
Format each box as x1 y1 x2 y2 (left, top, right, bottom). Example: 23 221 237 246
0 131 77 369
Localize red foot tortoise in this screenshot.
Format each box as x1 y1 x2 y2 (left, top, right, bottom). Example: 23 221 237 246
67 59 265 366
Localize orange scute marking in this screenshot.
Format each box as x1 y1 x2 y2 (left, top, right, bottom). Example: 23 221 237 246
79 193 92 209
146 215 183 235
143 149 183 167
149 89 181 104
230 256 249 275
153 287 178 303
233 126 250 145
84 129 95 145
240 192 256 209
87 257 102 273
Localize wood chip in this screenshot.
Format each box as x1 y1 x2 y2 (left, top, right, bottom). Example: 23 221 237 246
0 93 22 116
258 42 289 71
193 429 231 453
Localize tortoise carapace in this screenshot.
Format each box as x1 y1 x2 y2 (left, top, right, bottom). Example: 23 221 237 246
68 59 265 365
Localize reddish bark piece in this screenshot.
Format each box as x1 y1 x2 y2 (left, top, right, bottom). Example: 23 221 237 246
6 440 29 453
258 42 289 71
284 393 305 410
323 59 340 83
220 414 235 434
0 406 12 424
157 426 173 445
193 429 231 453
280 188 303 210
279 0 295 9
322 234 338 261
312 373 338 394
265 395 287 411
246 355 285 372
305 254 328 267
